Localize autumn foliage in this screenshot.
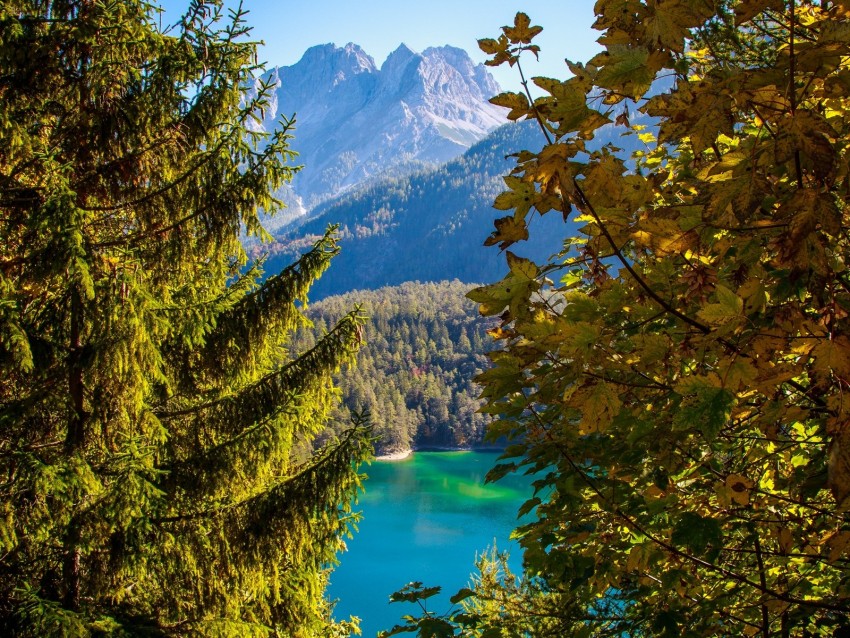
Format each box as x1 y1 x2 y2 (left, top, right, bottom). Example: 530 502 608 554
458 1 850 636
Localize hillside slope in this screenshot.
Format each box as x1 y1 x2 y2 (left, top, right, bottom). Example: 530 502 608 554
265 120 573 298
292 281 495 455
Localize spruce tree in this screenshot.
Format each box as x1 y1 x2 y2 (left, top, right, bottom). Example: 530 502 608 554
0 1 370 635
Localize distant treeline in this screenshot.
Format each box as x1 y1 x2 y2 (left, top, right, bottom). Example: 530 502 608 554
291 280 495 454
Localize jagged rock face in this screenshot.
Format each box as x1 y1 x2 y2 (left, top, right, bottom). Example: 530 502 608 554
246 43 506 211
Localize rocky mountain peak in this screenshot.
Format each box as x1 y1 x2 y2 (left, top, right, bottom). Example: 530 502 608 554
247 42 507 218
296 42 376 75
383 43 417 66
423 46 501 100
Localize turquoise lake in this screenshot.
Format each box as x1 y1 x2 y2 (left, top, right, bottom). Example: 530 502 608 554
328 451 533 637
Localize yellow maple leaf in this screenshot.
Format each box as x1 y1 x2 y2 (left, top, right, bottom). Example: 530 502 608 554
777 527 794 555
725 473 755 506
813 335 850 379
576 382 622 434
642 0 714 53
493 175 537 218
484 215 528 251
825 531 850 563
828 424 850 508
734 0 785 25
506 251 538 281
502 12 543 44
490 91 531 121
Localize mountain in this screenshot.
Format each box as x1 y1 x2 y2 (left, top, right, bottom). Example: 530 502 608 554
245 43 507 212
260 120 574 299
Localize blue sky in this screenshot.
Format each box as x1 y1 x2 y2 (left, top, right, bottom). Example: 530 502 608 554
155 1 601 91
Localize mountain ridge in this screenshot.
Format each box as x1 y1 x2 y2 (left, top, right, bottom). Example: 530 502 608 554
245 42 507 212
259 120 573 299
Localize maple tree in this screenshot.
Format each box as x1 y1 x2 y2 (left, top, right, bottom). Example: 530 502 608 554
387 2 850 636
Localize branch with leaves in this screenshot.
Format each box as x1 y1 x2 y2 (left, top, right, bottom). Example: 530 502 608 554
394 3 850 636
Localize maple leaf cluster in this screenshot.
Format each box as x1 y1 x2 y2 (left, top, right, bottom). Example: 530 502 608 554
458 3 850 636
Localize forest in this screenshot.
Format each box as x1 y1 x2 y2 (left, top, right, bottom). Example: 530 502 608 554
0 2 369 636
2 1 850 637
292 280 495 455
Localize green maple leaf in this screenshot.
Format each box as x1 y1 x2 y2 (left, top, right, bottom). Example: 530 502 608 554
671 512 723 557
388 582 442 604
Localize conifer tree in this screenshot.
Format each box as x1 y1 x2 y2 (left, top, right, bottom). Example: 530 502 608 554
0 1 369 635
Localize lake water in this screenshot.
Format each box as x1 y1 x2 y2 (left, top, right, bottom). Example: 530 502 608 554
328 451 532 637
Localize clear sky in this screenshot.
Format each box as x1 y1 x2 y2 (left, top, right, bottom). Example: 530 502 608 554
155 1 601 91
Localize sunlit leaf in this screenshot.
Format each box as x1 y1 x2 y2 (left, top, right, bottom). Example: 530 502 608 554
503 12 543 44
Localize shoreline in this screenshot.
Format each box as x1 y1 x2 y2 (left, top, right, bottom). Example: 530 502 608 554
373 446 505 462
373 449 413 462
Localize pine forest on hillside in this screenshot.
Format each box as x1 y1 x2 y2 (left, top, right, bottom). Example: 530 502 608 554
293 281 495 455
260 121 567 299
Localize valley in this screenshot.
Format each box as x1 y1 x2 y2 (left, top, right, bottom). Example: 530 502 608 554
7 2 845 635
246 44 573 453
